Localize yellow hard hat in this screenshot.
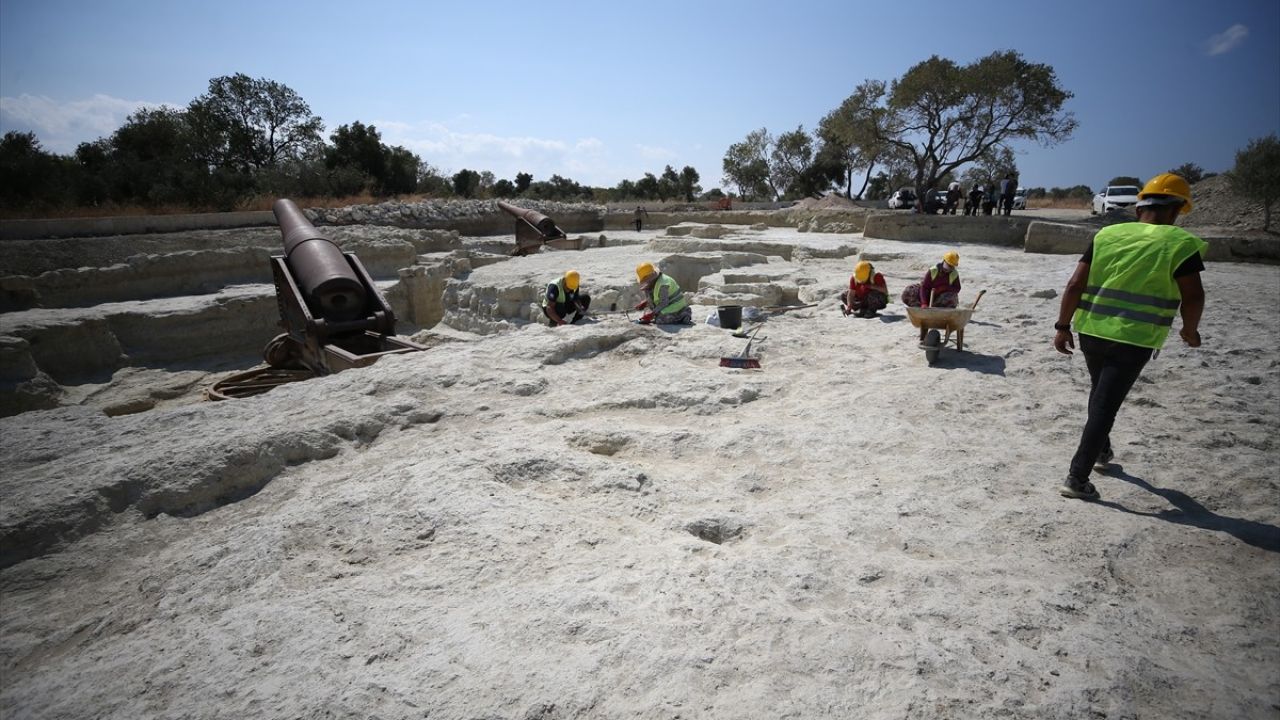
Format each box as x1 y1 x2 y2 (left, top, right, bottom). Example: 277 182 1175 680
564 270 580 291
635 262 656 282
854 261 873 283
1138 173 1193 215
943 251 960 267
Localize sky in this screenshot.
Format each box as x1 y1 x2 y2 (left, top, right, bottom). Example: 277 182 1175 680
1 0 1277 194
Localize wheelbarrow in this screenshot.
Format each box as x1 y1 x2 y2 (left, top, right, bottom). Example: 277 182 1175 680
905 290 985 365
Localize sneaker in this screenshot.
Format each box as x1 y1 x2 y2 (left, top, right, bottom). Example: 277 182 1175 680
1059 476 1100 501
1093 449 1115 472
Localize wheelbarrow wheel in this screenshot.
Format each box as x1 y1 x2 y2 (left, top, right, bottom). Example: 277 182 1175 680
923 329 942 366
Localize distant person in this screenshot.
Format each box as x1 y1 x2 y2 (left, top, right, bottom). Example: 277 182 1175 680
633 205 649 231
945 182 961 215
922 186 941 215
982 184 996 216
901 251 961 308
633 262 691 325
542 269 590 327
841 260 889 318
965 185 983 216
1052 173 1206 501
999 173 1016 216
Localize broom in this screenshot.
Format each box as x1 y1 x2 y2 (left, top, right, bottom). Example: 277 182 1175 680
720 325 763 369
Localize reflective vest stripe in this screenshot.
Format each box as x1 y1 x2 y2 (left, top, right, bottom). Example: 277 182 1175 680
1077 298 1175 327
541 280 567 308
929 267 959 284
653 274 687 315
1084 285 1181 310
1073 222 1206 349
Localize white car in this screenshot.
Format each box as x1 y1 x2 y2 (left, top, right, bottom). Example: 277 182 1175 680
1012 187 1026 210
1092 185 1140 214
886 188 917 210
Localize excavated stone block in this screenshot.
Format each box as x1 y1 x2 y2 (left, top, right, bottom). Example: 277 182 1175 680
646 237 796 260
864 214 1028 246
1023 221 1094 255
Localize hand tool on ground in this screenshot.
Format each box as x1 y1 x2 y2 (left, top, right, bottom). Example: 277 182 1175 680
720 325 763 369
761 303 818 314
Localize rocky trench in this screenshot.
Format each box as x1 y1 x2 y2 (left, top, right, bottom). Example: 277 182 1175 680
0 217 846 418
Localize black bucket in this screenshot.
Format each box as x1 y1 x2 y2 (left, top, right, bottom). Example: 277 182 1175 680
717 305 743 329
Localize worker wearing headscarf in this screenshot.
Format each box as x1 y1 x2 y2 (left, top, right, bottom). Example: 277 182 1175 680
841 260 889 318
901 251 962 308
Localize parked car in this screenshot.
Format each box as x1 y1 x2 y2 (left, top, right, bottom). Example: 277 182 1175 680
1012 187 1027 210
1092 185 1140 214
925 190 949 214
886 188 916 210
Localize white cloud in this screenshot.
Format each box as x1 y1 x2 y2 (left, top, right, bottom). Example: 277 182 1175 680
1204 24 1248 56
373 119 618 185
0 93 170 153
636 144 678 162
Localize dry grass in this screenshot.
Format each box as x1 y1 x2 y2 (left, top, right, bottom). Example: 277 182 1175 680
1027 198 1090 210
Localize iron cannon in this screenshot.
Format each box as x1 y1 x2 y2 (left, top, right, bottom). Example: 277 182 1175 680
261 198 423 376
496 201 579 255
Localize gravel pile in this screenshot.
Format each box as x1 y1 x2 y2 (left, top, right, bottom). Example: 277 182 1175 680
1184 174 1269 232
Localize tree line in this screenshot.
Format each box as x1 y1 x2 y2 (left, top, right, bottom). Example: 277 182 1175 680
0 73 712 215
721 51 1077 202
718 50 1278 224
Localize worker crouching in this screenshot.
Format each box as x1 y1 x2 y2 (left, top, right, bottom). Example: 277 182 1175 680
841 261 888 318
542 269 590 327
902 251 962 308
633 262 692 325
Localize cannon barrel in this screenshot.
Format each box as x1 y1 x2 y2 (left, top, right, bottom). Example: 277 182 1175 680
497 200 562 238
273 199 366 322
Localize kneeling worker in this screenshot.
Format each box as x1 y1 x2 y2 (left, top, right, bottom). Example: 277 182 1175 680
841 260 888 318
543 269 590 326
902 251 961 308
633 262 691 325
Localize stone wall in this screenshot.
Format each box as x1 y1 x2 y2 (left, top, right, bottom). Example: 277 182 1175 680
603 210 791 231
864 213 1029 247
1024 221 1280 264
1 240 418 312
0 211 275 241
1022 222 1094 256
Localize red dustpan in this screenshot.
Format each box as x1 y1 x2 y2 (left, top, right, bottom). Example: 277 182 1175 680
720 326 762 369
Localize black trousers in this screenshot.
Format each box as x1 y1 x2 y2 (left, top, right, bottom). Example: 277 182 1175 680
1068 333 1153 479
543 293 591 325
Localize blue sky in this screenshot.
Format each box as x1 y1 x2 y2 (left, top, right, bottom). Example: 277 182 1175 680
2 0 1277 193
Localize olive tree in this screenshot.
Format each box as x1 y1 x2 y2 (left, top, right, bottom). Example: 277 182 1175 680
817 80 889 199
1226 133 1280 231
722 128 776 201
678 166 701 202
187 73 324 173
769 126 814 199
842 51 1075 200
1169 162 1206 185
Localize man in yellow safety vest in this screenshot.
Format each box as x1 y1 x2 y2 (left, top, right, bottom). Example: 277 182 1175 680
1052 173 1207 500
633 262 692 325
541 269 590 327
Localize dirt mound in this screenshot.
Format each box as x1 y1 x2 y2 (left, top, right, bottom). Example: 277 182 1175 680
791 194 859 210
1184 174 1269 232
